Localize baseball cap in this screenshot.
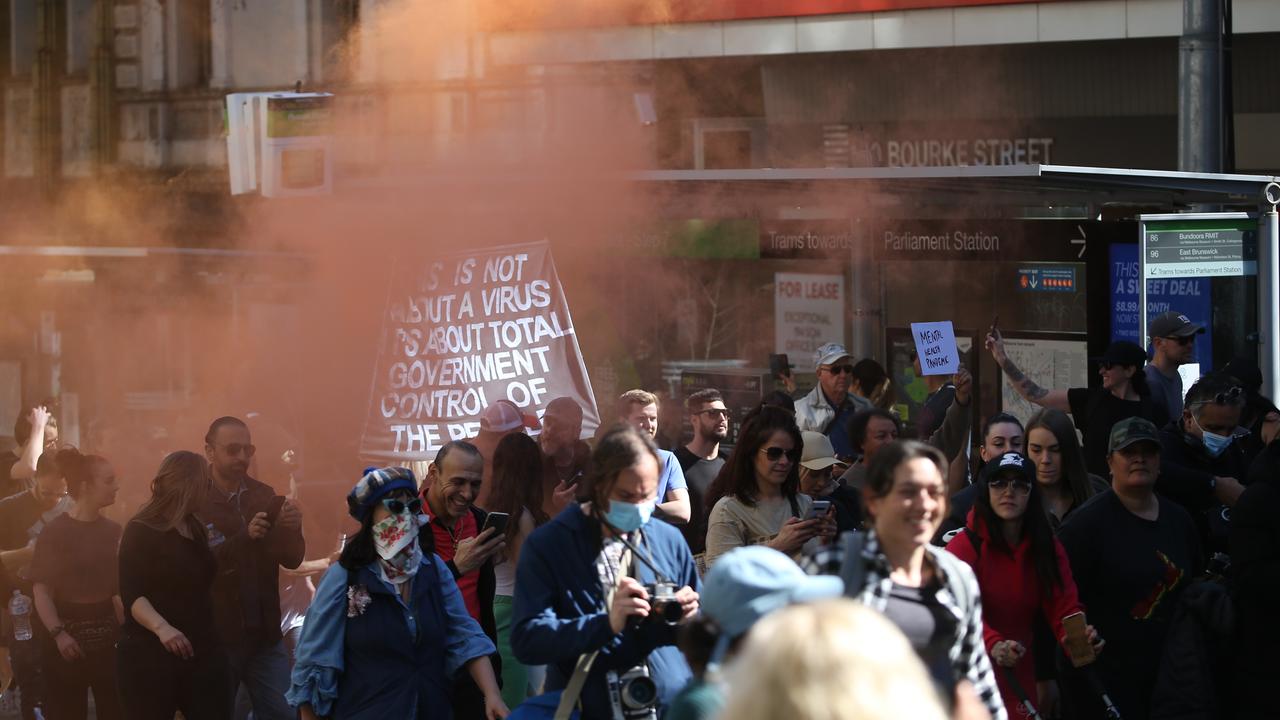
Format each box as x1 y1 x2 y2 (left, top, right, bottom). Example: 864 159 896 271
702 546 844 660
799 431 841 471
1149 311 1205 339
979 451 1035 485
1107 417 1161 454
544 397 584 423
479 400 541 433
814 342 851 370
1092 341 1147 369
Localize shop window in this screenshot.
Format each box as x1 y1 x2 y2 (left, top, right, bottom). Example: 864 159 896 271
10 0 34 76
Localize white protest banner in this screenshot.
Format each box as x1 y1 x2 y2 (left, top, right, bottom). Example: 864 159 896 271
361 241 600 461
911 321 960 376
774 273 845 357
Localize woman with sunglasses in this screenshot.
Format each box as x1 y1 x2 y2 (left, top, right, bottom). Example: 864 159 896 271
288 467 506 720
987 329 1158 478
704 408 834 568
945 452 1102 719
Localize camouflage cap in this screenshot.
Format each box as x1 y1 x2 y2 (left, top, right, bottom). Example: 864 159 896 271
1107 417 1161 455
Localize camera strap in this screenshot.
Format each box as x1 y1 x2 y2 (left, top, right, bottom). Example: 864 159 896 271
554 545 634 720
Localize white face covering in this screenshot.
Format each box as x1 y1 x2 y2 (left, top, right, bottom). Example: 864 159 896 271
372 508 423 585
373 509 419 560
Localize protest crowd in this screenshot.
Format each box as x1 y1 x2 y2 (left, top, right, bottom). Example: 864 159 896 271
0 307 1276 720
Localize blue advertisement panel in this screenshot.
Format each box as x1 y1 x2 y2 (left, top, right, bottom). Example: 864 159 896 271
1110 244 1213 370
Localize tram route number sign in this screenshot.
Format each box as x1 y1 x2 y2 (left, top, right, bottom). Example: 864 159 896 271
1142 218 1258 279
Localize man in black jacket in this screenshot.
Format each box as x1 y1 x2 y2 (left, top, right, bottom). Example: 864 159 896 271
421 441 506 720
1156 372 1248 551
201 416 304 720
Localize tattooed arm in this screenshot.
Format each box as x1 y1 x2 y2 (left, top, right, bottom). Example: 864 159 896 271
985 332 1071 411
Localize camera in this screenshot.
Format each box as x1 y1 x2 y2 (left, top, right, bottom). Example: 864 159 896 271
639 581 682 626
606 665 659 720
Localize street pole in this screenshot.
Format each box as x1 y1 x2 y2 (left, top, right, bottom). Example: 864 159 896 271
1178 0 1223 173
1260 182 1280 400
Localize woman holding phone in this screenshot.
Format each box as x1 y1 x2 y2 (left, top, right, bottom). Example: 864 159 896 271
945 452 1103 718
485 433 551 708
704 408 834 568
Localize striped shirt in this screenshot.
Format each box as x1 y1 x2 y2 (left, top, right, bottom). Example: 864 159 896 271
800 530 1007 720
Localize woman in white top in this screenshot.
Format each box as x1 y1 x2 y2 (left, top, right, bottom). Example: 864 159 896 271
485 432 550 709
704 407 834 567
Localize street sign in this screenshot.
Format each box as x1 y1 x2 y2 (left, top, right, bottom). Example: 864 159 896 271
1138 213 1257 355
1143 218 1258 279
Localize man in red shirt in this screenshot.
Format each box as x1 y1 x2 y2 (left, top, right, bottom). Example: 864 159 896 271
421 440 506 719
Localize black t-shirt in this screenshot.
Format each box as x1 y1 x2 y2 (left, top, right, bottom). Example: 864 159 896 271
884 578 957 693
1067 387 1158 478
1058 491 1203 720
673 446 725 556
118 520 220 653
29 514 121 603
673 447 724 499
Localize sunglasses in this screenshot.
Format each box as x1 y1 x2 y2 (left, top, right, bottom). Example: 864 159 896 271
381 496 423 515
1166 335 1196 346
823 365 855 375
988 477 1033 494
216 443 256 458
1191 386 1244 407
761 446 802 462
696 409 730 419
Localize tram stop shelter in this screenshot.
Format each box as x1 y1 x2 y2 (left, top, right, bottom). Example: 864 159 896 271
625 164 1280 432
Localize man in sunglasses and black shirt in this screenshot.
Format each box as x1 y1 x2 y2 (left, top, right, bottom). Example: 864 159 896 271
795 343 872 462
201 415 304 720
1146 311 1206 425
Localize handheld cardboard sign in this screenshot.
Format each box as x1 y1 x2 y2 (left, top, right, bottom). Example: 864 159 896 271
911 321 960 376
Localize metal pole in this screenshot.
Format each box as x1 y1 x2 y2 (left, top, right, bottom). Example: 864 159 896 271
1178 0 1223 173
1260 182 1280 400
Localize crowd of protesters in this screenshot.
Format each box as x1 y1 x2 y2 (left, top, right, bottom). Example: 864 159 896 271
0 306 1274 720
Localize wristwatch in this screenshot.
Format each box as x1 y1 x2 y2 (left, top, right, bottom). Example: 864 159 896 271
49 625 65 638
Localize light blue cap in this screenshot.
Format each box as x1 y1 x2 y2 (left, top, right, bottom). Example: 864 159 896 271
702 546 844 643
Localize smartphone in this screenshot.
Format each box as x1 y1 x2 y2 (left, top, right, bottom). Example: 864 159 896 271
481 512 510 536
804 500 832 521
1061 611 1096 668
264 495 287 525
990 313 1001 340
769 353 792 379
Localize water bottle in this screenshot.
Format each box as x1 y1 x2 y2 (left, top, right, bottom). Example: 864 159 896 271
9 590 31 641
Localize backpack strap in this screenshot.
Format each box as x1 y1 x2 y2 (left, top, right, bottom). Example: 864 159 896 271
838 531 866 599
553 546 633 720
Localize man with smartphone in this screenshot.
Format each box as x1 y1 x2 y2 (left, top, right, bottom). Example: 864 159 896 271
538 397 592 519
421 441 506 719
201 416 304 720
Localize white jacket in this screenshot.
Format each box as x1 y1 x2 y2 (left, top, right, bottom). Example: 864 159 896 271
795 386 872 434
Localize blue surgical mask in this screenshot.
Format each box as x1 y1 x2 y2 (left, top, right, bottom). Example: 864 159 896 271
1194 416 1233 458
602 499 655 533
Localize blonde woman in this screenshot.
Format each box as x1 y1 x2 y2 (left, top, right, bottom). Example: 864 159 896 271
116 451 230 720
719 599 947 720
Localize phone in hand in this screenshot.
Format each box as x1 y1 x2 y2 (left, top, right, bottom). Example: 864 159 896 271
1061 611 1096 667
481 512 510 536
804 500 832 521
989 313 1001 340
769 353 792 380
264 495 287 525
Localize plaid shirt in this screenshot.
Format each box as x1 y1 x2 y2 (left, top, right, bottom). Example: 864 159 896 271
800 530 1007 720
